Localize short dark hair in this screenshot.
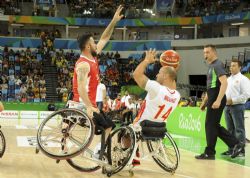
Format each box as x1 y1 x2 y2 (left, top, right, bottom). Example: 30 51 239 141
78 34 92 51
204 44 216 51
231 59 242 67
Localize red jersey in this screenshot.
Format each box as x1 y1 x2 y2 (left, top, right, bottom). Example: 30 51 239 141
114 99 122 110
102 101 110 113
72 55 99 107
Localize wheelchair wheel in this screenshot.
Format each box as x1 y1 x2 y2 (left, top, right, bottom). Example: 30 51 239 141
147 132 180 173
37 108 94 160
107 126 136 175
66 147 101 172
0 129 6 158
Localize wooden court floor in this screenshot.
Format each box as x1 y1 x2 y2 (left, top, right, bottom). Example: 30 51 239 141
0 125 250 178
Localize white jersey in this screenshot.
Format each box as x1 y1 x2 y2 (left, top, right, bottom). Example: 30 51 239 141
96 83 106 102
121 95 131 107
134 80 180 124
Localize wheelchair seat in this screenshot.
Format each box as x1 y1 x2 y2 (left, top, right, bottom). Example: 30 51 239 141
140 120 167 141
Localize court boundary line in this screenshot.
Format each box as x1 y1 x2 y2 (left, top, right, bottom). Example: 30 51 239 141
178 148 250 170
140 168 195 178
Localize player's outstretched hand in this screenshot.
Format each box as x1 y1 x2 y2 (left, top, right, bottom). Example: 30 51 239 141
145 48 157 64
113 5 124 23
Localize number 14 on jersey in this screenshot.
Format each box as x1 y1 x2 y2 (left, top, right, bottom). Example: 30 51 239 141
154 105 172 121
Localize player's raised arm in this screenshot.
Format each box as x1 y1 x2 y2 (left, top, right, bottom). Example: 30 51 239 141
97 5 124 54
133 49 157 89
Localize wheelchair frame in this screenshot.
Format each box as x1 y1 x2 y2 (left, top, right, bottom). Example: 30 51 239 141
108 124 180 177
0 125 6 158
36 100 180 177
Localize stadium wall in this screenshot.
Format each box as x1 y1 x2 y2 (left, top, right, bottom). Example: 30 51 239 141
1 36 249 98
172 36 250 96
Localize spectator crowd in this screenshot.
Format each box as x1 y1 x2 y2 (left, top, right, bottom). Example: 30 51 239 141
0 46 46 102
184 0 241 17
68 0 153 18
52 49 143 101
0 0 21 15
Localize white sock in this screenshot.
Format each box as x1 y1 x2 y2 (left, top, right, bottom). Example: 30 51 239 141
93 142 101 158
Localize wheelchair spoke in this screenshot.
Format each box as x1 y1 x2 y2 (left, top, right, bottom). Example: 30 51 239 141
37 108 94 159
41 129 61 137
84 147 94 155
71 129 89 140
68 136 83 147
158 143 173 165
42 133 63 143
45 124 62 132
40 138 62 146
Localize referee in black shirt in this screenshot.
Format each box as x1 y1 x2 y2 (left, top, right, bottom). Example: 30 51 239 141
195 44 243 160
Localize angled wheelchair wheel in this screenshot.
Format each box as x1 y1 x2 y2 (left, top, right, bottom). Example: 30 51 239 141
107 126 136 175
66 147 101 172
37 108 94 160
0 129 6 158
147 132 180 173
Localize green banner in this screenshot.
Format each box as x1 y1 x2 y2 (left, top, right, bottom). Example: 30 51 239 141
167 107 226 139
2 102 65 111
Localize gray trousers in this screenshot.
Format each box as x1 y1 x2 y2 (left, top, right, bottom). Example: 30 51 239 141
224 104 246 148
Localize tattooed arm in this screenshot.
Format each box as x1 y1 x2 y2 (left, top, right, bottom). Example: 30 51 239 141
76 62 98 118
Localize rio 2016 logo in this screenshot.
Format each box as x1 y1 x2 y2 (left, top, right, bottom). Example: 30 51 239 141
178 113 201 132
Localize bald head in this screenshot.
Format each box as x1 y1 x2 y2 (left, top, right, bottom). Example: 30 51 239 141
156 66 177 88
162 66 177 81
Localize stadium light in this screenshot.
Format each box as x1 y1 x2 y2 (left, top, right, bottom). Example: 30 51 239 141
231 22 244 26
11 23 24 27
68 26 80 29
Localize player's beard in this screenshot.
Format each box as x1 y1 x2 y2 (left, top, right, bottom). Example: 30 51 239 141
90 48 97 57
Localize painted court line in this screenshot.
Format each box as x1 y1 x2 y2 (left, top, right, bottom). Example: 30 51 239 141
178 148 250 169
144 167 195 178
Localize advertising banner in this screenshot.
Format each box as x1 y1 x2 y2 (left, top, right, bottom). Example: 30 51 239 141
20 111 39 119
2 108 243 141
9 15 202 26
167 107 226 139
202 11 249 24
0 110 19 119
0 37 171 51
39 111 53 119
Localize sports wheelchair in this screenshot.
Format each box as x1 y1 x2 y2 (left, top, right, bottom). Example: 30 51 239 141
36 100 180 177
0 125 6 158
108 120 180 176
